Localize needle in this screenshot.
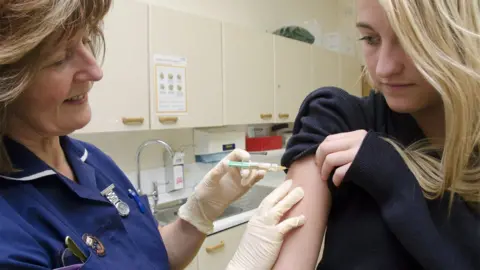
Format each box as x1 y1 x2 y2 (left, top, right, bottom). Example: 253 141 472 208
226 160 287 172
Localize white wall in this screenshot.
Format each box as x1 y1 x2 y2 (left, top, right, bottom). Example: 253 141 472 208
337 0 364 63
75 0 361 173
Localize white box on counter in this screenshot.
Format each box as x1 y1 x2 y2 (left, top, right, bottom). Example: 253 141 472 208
193 128 246 156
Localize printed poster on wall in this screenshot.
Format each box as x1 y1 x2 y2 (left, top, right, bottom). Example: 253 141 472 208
154 54 187 115
323 32 342 52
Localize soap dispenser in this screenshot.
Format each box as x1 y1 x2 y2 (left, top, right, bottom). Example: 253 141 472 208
164 150 185 192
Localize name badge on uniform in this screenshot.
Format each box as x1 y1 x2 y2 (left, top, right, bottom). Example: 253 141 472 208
82 233 106 257
100 184 130 217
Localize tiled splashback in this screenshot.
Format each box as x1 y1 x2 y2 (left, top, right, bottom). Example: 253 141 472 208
123 161 286 204
73 128 286 202
72 128 197 172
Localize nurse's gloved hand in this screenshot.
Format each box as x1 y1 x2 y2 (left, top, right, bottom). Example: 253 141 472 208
178 149 266 234
226 180 305 270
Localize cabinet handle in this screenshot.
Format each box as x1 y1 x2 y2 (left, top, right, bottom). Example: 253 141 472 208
205 241 225 253
122 117 144 125
158 116 178 124
260 113 273 120
278 113 290 119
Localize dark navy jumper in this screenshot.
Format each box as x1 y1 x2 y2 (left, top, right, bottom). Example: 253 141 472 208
282 87 480 270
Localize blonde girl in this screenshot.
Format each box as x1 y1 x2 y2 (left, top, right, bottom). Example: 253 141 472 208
275 0 480 269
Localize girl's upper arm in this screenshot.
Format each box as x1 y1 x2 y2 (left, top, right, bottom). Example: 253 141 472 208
271 86 370 269
272 156 331 270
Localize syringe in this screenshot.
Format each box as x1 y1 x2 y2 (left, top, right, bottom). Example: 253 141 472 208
226 160 287 172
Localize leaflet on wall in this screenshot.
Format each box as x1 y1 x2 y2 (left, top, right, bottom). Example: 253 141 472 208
323 32 342 52
154 54 187 115
342 37 356 56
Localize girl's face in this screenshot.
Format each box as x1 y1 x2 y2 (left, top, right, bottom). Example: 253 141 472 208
357 0 442 115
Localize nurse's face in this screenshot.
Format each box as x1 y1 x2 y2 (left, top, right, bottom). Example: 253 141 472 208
356 0 441 114
8 30 103 136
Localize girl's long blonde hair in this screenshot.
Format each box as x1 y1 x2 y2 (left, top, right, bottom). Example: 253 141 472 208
0 0 111 174
370 0 480 207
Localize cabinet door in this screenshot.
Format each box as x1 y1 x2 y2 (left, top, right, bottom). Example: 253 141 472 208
149 6 223 129
274 36 312 123
184 257 198 270
311 46 340 89
77 0 149 134
339 54 362 96
222 23 275 125
197 224 247 270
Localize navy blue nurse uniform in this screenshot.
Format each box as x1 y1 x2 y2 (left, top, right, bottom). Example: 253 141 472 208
0 136 170 269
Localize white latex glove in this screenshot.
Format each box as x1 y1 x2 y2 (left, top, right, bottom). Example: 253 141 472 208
226 179 305 270
178 149 266 234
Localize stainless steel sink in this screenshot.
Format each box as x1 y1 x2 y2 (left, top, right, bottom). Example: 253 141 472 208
154 185 275 226
154 200 245 226
230 185 275 210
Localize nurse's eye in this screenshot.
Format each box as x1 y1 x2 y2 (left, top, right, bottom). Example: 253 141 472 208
82 37 92 45
359 35 380 46
52 58 67 67
50 50 73 67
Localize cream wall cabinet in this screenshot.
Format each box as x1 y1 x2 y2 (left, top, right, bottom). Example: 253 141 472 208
185 222 324 270
79 3 360 134
78 0 150 134
274 36 313 123
149 6 223 130
222 23 275 125
339 54 362 97
184 257 198 270
311 46 341 90
197 224 247 270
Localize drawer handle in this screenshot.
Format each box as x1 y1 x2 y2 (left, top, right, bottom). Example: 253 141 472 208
278 113 290 119
122 117 144 125
205 241 225 253
260 113 272 120
158 116 178 124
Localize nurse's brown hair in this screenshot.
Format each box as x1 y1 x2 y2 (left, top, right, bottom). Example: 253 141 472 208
0 0 112 173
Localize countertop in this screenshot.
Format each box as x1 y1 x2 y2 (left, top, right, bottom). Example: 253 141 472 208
125 149 287 235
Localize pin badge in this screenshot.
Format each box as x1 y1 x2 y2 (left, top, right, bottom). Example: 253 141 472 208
82 234 105 257
100 184 130 217
64 236 87 263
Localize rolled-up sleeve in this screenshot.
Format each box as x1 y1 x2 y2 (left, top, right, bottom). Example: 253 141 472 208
281 86 370 169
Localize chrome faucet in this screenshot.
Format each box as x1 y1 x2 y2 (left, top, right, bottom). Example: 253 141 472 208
135 139 175 212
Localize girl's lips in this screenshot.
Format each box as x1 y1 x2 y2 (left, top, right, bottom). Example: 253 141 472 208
387 83 415 87
383 83 416 91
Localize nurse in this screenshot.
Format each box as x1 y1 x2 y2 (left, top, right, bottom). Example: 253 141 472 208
0 1 305 269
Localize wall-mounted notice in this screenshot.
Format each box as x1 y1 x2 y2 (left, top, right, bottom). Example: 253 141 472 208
342 36 356 56
154 54 187 115
323 32 342 52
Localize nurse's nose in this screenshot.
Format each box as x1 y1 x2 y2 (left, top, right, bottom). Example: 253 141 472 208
74 44 104 83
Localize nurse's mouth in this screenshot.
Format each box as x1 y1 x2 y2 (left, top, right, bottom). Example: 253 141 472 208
64 94 88 104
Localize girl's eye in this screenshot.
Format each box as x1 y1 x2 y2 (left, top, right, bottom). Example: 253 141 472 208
359 35 380 45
